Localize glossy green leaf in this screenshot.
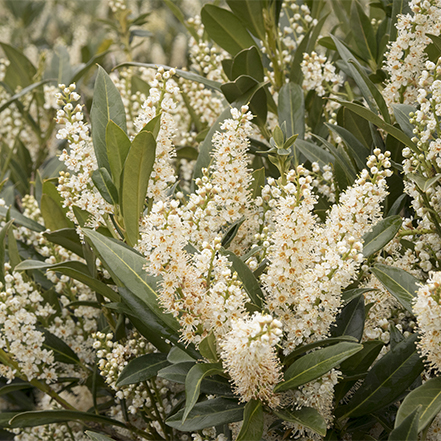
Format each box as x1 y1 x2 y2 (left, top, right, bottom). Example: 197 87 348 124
226 0 265 40
105 120 131 193
0 220 13 285
335 100 417 151
337 106 373 150
339 340 384 376
273 407 327 437
82 229 180 333
294 139 334 169
408 173 441 193
0 383 32 396
183 363 224 422
371 264 420 314
90 66 127 174
341 288 377 305
392 104 416 139
251 167 265 199
116 353 169 386
121 130 156 246
236 400 264 441
231 47 264 82
275 342 363 392
220 248 263 307
167 347 196 364
85 432 115 441
0 43 36 89
221 75 259 103
0 412 21 428
9 410 126 429
389 406 421 441
337 334 424 419
330 295 365 341
40 328 80 364
350 1 377 63
198 332 218 362
201 4 256 56
92 167 118 205
166 397 244 431
43 229 84 258
15 259 120 302
40 181 75 231
389 0 411 41
362 216 402 258
396 376 441 432
279 82 305 151
158 362 195 384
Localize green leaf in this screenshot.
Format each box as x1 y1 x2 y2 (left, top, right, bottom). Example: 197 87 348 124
0 412 21 428
407 173 441 193
86 432 116 441
221 75 258 103
362 216 402 258
9 410 127 429
0 220 13 285
43 229 84 258
337 106 373 150
40 181 75 231
92 167 119 205
231 47 264 82
275 342 363 392
226 0 265 40
395 376 441 432
236 400 264 441
15 259 120 303
162 0 199 40
330 295 365 341
40 328 80 364
371 264 420 314
201 4 256 56
294 139 334 169
7 225 20 270
251 167 265 199
70 49 111 85
273 407 327 437
221 217 246 250
158 362 195 384
337 334 424 419
90 66 127 174
278 83 305 160
183 363 224 422
389 0 410 41
341 288 377 305
350 1 377 63
116 353 169 386
339 340 385 376
167 347 196 364
335 100 417 151
0 383 32 397
198 332 218 362
220 248 263 308
121 130 156 246
114 62 221 92
166 397 244 431
0 43 36 90
392 104 416 139
82 229 181 336
389 406 421 441
105 120 131 193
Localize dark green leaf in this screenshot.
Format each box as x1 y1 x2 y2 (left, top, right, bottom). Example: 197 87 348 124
221 218 246 249
166 397 244 431
236 400 264 441
395 376 441 432
105 120 131 193
0 220 13 285
221 75 259 103
0 43 36 89
231 47 264 82
43 229 84 258
40 328 80 364
90 66 127 174
226 0 265 40
273 407 327 437
294 139 334 169
330 295 365 341
40 181 75 231
350 1 377 63
392 104 416 139
251 167 265 199
389 406 421 441
167 347 196 364
337 334 424 419
183 363 224 422
0 413 21 428
86 432 115 441
92 168 118 205
201 4 256 56
362 216 402 258
408 173 441 193
7 226 20 270
9 410 127 429
341 288 377 305
158 362 195 384
198 333 218 362
275 342 363 392
339 340 384 376
116 353 169 386
371 264 420 314
121 130 156 246
0 383 32 396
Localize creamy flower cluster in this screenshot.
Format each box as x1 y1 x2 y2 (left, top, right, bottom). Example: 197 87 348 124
414 271 441 371
220 313 283 408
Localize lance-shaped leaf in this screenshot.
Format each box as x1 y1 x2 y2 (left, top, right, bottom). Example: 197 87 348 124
166 397 244 431
0 220 13 285
0 43 36 90
371 264 420 314
337 334 424 419
273 407 327 437
183 363 224 422
226 0 265 40
39 328 80 364
362 216 402 258
92 167 118 205
330 295 365 341
116 353 169 386
294 139 334 169
40 181 75 231
231 47 264 82
275 342 362 392
395 376 441 433
407 173 441 193
350 1 377 63
198 332 218 362
236 400 264 441
201 4 256 56
121 130 156 246
389 406 421 441
43 229 84 258
392 104 416 139
105 120 131 193
341 287 377 305
90 66 127 174
9 410 126 429
86 432 115 441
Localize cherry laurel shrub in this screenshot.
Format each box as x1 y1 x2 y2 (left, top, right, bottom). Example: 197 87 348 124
1 0 441 440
